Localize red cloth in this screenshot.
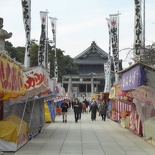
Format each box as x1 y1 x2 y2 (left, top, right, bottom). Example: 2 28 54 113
56 108 62 115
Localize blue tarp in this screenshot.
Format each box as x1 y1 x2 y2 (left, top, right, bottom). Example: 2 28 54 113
57 100 63 107
47 101 56 121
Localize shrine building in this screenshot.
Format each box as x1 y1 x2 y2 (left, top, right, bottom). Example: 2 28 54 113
62 41 122 97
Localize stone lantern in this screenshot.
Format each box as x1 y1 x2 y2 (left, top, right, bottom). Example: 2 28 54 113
0 17 12 52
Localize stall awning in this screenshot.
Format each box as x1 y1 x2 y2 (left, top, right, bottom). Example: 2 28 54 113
10 66 50 104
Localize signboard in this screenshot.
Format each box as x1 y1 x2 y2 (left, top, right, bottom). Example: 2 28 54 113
0 56 25 100
10 66 50 104
121 65 147 91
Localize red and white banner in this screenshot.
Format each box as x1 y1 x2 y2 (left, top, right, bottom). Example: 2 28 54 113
21 0 31 68
38 11 47 67
129 106 143 136
115 100 132 113
134 0 143 61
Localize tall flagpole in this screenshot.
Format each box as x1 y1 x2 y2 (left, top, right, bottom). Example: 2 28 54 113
49 17 58 83
45 9 49 69
143 0 145 50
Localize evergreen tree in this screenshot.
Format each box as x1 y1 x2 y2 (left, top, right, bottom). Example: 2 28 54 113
4 41 79 82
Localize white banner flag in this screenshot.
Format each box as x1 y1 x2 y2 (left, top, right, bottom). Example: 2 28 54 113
38 11 47 67
134 0 142 61
21 0 31 68
110 16 119 73
106 18 112 56
104 18 112 92
49 17 58 83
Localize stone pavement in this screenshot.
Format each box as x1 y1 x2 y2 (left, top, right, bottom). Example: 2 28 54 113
3 108 155 155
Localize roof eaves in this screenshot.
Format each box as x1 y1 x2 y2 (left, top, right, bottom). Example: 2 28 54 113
117 61 155 74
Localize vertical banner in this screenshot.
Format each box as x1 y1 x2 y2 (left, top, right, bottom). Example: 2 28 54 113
21 0 31 68
47 62 50 74
110 16 119 73
38 11 47 67
49 17 58 83
134 0 143 61
104 63 109 92
104 18 112 92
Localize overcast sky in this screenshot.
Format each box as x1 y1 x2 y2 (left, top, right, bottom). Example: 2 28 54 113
1 0 155 68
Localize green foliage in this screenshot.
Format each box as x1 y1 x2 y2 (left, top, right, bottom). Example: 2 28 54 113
4 41 79 82
16 47 25 63
30 43 39 67
5 41 25 63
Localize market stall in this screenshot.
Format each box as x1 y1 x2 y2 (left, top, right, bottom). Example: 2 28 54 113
0 54 26 151
109 84 133 123
1 66 51 152
0 115 29 151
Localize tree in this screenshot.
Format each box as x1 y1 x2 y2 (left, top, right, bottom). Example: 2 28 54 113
5 41 25 63
16 46 25 63
30 43 39 67
5 41 17 59
4 41 79 82
49 48 79 81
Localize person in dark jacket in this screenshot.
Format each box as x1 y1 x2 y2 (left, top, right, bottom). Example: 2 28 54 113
100 101 108 121
73 98 81 123
89 100 99 121
61 99 69 123
78 101 82 119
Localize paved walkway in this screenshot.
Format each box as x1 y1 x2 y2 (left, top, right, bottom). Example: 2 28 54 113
4 108 155 155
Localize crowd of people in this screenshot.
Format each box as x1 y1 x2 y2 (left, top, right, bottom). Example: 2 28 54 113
60 96 109 123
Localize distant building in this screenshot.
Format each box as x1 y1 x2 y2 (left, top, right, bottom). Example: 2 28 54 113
62 41 122 97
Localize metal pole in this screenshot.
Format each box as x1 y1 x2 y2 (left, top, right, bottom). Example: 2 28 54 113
143 0 145 50
46 9 48 69
117 11 120 55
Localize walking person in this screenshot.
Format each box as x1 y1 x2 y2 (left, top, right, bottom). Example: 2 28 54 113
61 99 69 123
84 98 89 113
78 100 82 120
98 99 102 117
100 99 108 121
89 99 99 121
73 98 81 123
82 100 86 113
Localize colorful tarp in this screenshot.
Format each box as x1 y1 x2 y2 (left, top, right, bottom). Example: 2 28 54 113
0 55 25 100
0 115 29 143
44 102 52 123
10 66 50 104
132 85 155 123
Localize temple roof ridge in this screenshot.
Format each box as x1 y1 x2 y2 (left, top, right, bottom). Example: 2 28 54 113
73 41 108 60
